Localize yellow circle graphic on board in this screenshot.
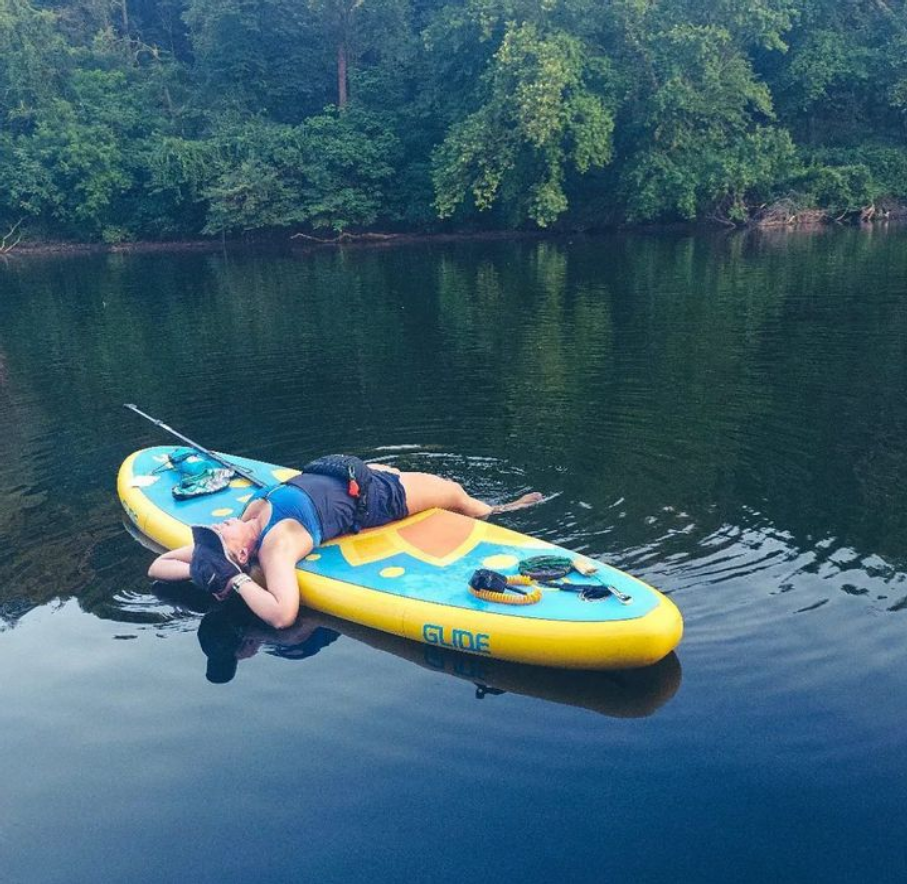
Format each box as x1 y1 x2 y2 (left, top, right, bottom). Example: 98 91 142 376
482 554 519 570
212 508 233 517
304 553 321 562
380 566 405 579
230 478 252 488
237 494 252 503
272 468 299 482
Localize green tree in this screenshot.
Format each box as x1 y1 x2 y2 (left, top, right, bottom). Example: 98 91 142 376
6 68 153 239
769 0 907 144
201 108 397 235
618 21 797 221
183 0 331 121
760 0 907 213
0 0 68 127
6 0 907 240
432 9 616 227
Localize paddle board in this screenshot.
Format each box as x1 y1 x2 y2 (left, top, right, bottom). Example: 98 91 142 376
118 446 683 669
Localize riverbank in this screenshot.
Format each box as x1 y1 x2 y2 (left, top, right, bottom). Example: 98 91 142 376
5 213 905 257
5 229 549 257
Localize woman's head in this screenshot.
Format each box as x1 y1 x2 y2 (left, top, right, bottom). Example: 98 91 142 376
189 523 256 596
210 518 258 568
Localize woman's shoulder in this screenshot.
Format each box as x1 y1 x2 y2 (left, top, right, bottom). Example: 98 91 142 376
258 517 315 563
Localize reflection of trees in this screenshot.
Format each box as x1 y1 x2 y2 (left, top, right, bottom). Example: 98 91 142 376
434 235 785 513
853 416 907 560
750 229 907 560
432 232 907 567
0 334 75 624
1 230 907 626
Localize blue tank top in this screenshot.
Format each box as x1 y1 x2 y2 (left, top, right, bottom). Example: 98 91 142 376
247 473 357 550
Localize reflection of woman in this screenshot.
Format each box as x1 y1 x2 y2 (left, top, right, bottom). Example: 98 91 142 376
195 599 682 716
197 601 339 684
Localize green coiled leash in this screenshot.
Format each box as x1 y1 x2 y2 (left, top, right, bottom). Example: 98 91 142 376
518 555 632 604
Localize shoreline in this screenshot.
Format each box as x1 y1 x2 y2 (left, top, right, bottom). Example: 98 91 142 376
5 228 581 257
4 218 902 257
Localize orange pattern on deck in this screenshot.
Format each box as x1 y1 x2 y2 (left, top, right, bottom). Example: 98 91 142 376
395 509 482 566
332 507 550 570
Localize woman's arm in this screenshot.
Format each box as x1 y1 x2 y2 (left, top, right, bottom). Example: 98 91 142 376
237 528 312 629
148 545 193 582
233 562 300 629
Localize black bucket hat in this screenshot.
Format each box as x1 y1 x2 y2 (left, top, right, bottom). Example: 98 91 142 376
189 525 244 596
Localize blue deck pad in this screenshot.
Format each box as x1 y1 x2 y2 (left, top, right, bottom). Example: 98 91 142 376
133 447 294 526
298 542 658 622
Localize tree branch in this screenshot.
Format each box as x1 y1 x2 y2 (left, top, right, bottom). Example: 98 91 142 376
0 218 25 254
291 230 402 244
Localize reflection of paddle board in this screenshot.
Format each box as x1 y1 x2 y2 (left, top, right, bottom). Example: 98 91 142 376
118 446 683 669
310 611 682 718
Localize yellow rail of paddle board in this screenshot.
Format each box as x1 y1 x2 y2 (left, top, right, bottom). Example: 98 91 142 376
119 450 683 669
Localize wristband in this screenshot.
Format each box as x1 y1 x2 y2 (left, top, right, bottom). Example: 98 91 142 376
231 574 253 593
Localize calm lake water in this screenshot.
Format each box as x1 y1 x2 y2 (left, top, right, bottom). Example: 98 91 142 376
1 229 905 883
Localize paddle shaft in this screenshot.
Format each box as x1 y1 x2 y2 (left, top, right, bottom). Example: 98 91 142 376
123 403 266 487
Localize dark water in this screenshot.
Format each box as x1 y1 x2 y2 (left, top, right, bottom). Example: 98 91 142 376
1 229 905 883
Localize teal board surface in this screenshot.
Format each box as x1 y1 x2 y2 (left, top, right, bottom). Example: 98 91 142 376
127 446 660 624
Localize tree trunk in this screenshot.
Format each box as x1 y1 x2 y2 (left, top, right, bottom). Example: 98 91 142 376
337 40 348 108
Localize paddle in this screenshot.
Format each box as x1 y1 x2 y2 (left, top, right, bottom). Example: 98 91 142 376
123 403 267 488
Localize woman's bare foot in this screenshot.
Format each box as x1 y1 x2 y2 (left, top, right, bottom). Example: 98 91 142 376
489 492 544 515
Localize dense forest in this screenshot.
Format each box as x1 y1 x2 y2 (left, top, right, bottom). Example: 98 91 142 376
1 0 906 245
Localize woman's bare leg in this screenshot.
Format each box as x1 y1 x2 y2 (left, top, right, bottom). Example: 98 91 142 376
398 472 541 519
488 492 545 514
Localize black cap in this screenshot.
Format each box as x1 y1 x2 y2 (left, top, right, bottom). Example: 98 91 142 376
189 525 243 594
190 524 232 560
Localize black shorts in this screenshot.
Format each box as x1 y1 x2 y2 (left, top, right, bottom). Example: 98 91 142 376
362 471 408 529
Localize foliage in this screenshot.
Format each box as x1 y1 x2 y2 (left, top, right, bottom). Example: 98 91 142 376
1 0 907 240
1 65 166 239
433 17 615 226
0 0 68 113
201 109 397 234
618 21 796 221
790 145 907 214
182 0 330 120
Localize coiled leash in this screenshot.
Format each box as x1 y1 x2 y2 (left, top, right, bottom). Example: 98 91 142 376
468 569 542 605
467 555 633 606
519 555 633 604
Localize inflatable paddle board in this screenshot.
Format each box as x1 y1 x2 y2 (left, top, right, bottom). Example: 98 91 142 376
118 446 683 669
